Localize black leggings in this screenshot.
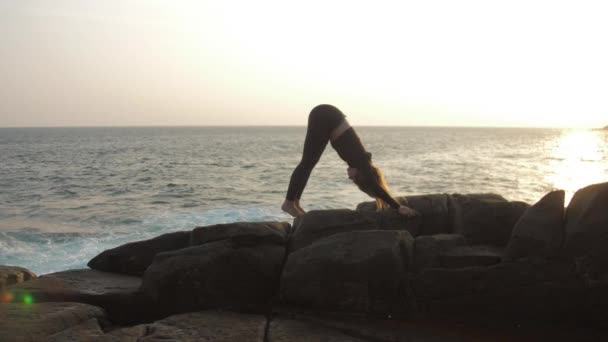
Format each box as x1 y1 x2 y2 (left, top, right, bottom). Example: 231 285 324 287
285 104 346 200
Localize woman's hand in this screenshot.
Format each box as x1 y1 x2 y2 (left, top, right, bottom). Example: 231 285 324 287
398 205 419 217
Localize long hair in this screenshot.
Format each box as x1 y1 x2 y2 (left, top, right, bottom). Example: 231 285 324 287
353 162 394 211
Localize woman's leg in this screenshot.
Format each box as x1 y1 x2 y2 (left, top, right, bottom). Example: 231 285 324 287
283 105 343 216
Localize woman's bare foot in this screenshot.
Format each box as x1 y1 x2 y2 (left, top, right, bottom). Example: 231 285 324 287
282 200 304 217
294 200 306 215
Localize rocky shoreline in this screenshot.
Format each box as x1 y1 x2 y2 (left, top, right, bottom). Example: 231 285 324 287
1 182 608 341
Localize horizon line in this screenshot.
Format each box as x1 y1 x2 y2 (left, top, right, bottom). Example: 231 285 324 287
0 124 599 129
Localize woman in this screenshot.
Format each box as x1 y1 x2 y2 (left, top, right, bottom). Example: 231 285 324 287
282 104 418 218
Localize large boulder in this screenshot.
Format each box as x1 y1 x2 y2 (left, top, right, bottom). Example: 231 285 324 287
88 230 191 276
289 209 418 253
451 194 530 246
289 210 376 253
141 239 285 315
1 269 148 324
280 230 414 313
0 302 106 342
506 190 565 260
357 194 452 236
0 265 36 291
191 221 290 246
564 182 608 275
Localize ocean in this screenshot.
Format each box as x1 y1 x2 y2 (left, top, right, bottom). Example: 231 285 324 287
1 126 607 275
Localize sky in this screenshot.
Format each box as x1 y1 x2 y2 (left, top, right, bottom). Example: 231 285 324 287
0 0 606 128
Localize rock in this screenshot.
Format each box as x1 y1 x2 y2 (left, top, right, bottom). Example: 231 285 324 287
2 269 148 324
564 182 608 275
105 310 266 342
288 209 376 253
0 265 36 291
451 194 530 246
357 194 453 236
191 221 290 246
413 259 580 300
280 230 414 313
413 234 467 271
268 318 368 342
406 194 453 235
47 318 105 341
506 190 565 260
423 278 587 321
289 209 417 253
0 302 106 342
141 240 285 314
88 230 191 276
439 245 503 268
272 309 528 342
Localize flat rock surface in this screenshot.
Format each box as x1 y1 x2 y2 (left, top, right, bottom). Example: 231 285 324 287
268 318 368 342
105 310 266 342
47 318 105 341
0 302 106 342
275 308 606 342
0 265 36 291
4 269 149 324
5 269 140 299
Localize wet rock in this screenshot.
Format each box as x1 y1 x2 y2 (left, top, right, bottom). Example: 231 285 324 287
2 269 148 324
0 265 36 291
141 240 285 314
564 182 608 275
413 234 467 271
451 194 530 246
0 302 106 342
88 231 191 276
281 230 414 313
191 221 290 246
506 190 565 260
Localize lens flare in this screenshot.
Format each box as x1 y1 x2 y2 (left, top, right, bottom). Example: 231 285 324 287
23 294 34 305
1 291 14 303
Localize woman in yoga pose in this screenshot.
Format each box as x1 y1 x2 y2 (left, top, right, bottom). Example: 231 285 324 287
282 104 418 218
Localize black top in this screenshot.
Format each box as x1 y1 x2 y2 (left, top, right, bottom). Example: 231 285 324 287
331 128 401 209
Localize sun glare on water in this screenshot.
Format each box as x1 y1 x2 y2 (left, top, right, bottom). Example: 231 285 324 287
545 130 607 204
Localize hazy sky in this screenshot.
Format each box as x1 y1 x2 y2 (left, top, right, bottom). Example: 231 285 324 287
1 0 606 127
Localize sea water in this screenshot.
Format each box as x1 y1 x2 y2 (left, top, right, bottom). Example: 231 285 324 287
1 126 607 275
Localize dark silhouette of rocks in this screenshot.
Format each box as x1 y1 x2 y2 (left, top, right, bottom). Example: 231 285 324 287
87 230 191 276
506 190 565 259
2 183 608 340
